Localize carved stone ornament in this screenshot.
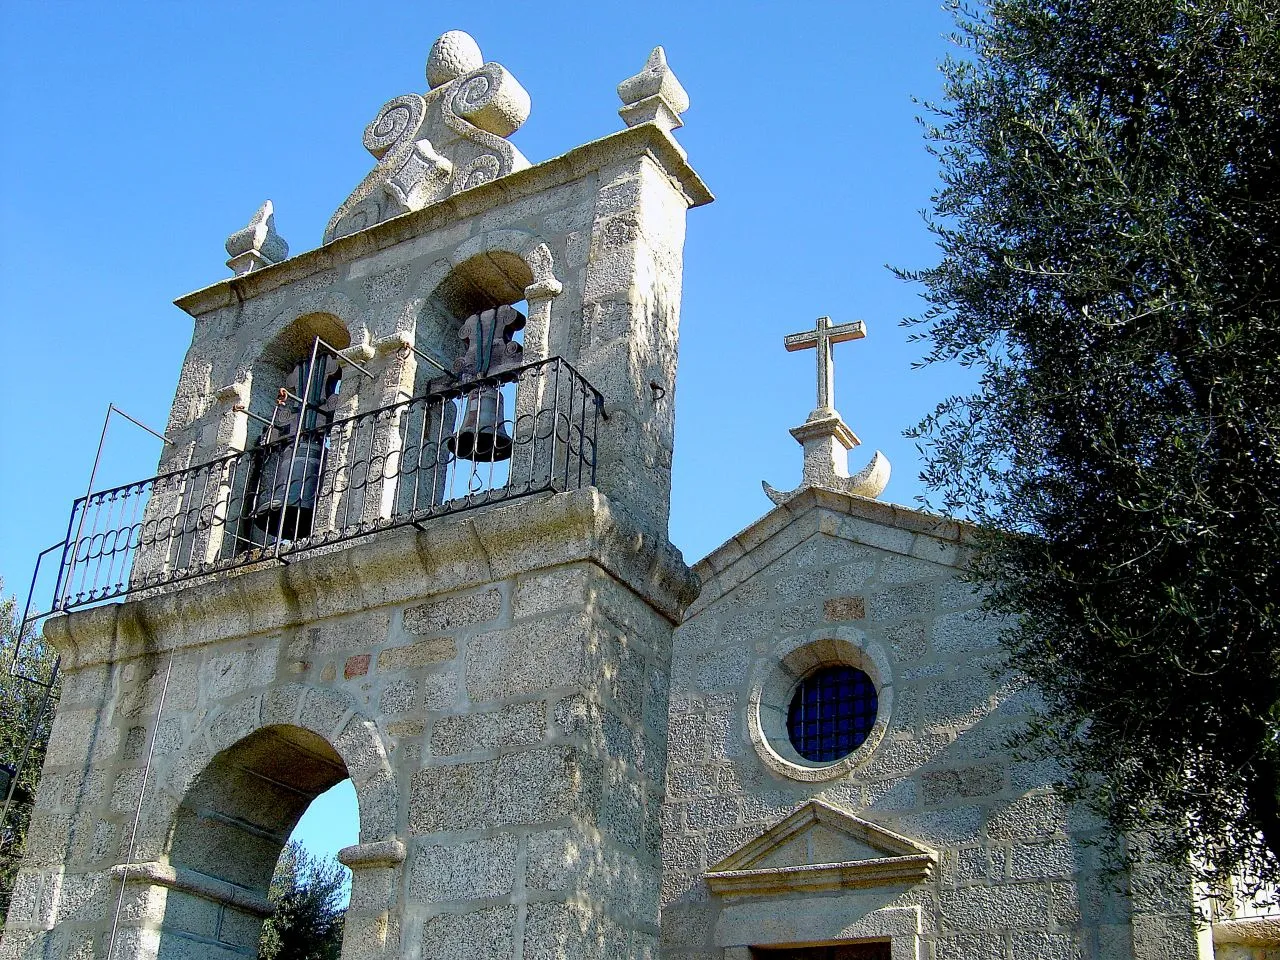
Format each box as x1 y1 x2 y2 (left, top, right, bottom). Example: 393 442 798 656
225 200 289 276
617 46 690 134
324 31 532 244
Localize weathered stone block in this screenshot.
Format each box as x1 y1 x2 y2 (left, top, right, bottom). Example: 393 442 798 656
376 637 458 672
922 762 1006 803
404 588 502 635
423 671 460 710
379 678 418 715
523 901 629 960
513 565 590 620
408 834 518 902
940 881 1052 932
408 745 597 833
823 596 866 621
465 612 593 702
430 701 545 757
420 906 516 960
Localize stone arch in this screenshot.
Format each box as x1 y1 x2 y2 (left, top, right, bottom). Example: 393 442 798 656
142 687 400 960
165 683 398 844
242 309 355 426
412 230 562 380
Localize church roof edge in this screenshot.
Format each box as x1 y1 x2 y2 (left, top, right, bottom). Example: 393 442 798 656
688 487 979 614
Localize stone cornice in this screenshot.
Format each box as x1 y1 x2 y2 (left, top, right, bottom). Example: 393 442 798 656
110 862 273 917
174 123 713 319
1214 916 1280 946
43 488 698 670
705 854 937 896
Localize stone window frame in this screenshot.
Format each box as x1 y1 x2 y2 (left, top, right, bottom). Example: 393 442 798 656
748 627 894 783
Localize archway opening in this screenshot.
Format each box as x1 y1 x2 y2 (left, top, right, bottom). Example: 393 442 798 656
249 313 352 428
233 314 353 552
415 252 534 394
159 725 356 959
403 254 539 513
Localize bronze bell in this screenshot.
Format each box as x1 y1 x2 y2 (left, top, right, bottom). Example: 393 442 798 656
448 387 512 461
252 437 326 537
249 352 341 540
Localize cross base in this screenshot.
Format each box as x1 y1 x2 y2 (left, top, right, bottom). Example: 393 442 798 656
790 410 860 484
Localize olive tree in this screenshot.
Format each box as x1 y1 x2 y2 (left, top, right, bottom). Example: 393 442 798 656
901 0 1280 889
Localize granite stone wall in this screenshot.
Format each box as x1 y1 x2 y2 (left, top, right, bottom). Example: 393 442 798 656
659 489 1205 960
2 490 694 960
1 110 709 960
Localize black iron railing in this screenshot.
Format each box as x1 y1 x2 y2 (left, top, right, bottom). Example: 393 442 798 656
34 357 601 615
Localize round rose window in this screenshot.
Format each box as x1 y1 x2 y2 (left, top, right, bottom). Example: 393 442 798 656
786 664 879 763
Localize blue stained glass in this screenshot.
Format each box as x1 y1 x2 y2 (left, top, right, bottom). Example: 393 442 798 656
786 665 878 763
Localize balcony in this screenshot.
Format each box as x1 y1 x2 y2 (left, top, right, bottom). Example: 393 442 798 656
29 357 602 619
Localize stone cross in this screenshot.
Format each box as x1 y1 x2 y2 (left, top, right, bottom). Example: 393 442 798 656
783 316 865 415
764 315 889 505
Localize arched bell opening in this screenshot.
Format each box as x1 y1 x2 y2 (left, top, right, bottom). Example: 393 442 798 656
157 724 355 960
399 253 537 513
414 250 534 393
234 314 353 551
248 313 353 426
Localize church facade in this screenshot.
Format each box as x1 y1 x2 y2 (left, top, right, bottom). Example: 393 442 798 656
0 31 1261 960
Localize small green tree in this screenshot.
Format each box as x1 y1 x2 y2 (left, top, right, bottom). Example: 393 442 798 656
258 842 347 960
901 0 1280 890
0 586 59 936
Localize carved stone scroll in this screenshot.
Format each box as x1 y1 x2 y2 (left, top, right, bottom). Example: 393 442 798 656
324 32 531 244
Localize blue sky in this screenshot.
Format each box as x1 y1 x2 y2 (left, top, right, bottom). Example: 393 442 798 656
1 2 969 863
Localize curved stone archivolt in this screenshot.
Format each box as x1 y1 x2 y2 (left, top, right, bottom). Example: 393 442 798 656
162 684 398 847
121 686 400 959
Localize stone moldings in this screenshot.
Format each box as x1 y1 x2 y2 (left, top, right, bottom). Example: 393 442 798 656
705 800 937 896
324 31 532 244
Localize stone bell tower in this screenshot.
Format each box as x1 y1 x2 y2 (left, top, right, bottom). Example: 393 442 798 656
1 31 709 960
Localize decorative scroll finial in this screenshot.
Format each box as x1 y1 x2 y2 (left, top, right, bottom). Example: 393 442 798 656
427 31 484 89
617 46 689 134
324 32 531 244
763 316 891 504
225 201 289 276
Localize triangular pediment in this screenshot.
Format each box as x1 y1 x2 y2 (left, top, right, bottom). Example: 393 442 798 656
705 800 937 896
686 487 975 618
